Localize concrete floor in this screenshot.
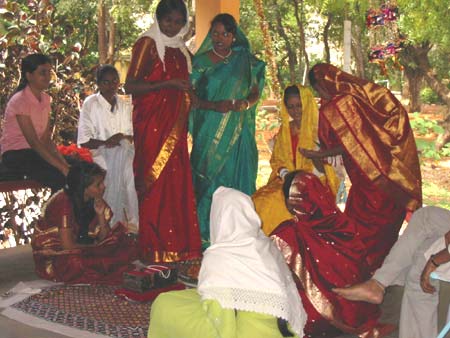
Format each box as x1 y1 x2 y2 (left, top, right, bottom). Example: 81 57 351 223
0 245 448 338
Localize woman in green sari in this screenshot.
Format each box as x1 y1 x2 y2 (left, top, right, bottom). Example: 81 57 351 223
190 14 265 247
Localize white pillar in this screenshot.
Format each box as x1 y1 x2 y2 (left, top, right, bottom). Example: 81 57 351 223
343 20 352 73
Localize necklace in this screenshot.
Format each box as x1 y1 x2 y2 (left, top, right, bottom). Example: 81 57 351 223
212 47 232 64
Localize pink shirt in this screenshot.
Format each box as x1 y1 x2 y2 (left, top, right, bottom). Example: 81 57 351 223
1 86 51 154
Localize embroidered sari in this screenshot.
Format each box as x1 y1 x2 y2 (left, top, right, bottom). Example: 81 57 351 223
271 172 380 337
128 37 201 262
32 191 136 284
311 63 422 271
252 84 340 235
189 28 265 246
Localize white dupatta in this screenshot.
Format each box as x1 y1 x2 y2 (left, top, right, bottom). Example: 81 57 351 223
139 6 192 73
198 187 306 337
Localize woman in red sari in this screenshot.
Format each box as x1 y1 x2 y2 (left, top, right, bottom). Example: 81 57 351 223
302 63 422 272
124 0 201 263
271 170 386 337
32 160 137 284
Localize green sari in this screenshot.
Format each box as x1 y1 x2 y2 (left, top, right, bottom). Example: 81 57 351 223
189 29 265 247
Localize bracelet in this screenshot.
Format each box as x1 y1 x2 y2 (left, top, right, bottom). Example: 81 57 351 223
278 168 289 180
430 254 440 267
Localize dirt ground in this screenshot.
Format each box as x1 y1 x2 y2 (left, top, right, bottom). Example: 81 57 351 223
255 103 450 208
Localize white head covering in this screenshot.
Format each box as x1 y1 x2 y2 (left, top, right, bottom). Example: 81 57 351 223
198 187 306 337
139 3 192 73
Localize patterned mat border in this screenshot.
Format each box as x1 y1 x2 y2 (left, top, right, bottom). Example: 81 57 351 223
10 285 148 338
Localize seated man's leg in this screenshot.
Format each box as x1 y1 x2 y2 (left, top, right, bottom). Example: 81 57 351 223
372 206 448 287
399 245 439 338
334 206 450 303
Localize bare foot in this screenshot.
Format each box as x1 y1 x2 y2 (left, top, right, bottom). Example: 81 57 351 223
332 279 385 304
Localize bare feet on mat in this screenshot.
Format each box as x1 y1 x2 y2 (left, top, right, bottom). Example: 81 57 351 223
332 279 385 304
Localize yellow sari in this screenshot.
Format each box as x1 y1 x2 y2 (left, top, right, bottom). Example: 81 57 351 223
253 85 339 235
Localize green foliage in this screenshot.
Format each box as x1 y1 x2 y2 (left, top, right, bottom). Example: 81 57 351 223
422 181 450 210
420 87 441 104
0 0 95 142
410 113 444 135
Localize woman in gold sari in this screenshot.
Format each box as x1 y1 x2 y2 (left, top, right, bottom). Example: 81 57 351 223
303 63 422 272
253 84 339 235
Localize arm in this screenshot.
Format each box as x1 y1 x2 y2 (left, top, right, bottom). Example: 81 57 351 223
299 145 345 159
232 84 260 112
420 242 450 294
16 115 69 176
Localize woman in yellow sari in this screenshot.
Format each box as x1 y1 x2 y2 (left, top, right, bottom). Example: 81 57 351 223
253 84 339 235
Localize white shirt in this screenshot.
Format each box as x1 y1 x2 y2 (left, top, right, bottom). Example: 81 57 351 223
78 92 133 144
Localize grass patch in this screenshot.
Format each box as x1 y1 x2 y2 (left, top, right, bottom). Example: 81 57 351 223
422 181 450 209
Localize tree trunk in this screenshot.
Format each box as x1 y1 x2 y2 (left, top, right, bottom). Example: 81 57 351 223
107 9 115 64
253 0 280 99
403 63 423 113
351 22 366 79
97 0 107 64
271 0 296 83
293 0 310 78
323 13 333 64
401 42 450 149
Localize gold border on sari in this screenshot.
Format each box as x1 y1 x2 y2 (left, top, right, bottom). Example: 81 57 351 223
145 92 190 189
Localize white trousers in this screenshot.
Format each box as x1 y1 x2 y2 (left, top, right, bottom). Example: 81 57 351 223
373 206 450 338
95 140 139 228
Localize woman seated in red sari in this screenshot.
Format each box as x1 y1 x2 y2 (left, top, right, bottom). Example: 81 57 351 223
271 170 394 337
32 160 137 284
301 63 422 272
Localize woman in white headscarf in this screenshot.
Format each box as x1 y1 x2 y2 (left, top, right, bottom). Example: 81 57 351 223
124 0 201 263
148 187 306 338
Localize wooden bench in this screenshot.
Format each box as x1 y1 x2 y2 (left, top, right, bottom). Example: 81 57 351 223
0 179 44 193
0 162 44 193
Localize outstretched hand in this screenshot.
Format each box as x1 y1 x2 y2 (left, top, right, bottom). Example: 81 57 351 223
215 100 234 114
105 133 124 148
299 148 325 159
167 78 191 91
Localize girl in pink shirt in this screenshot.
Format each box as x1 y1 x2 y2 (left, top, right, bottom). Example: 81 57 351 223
1 54 69 192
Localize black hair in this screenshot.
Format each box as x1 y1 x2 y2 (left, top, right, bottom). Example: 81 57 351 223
155 0 187 24
283 85 300 106
210 13 237 35
308 67 317 87
277 318 294 337
96 64 119 84
65 160 106 244
15 53 51 93
282 170 303 200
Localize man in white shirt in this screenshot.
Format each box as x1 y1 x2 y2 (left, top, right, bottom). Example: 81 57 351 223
333 206 450 338
78 65 138 231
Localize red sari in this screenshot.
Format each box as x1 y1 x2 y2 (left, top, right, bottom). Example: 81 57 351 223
271 172 379 337
32 191 136 284
312 64 422 272
128 37 201 262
